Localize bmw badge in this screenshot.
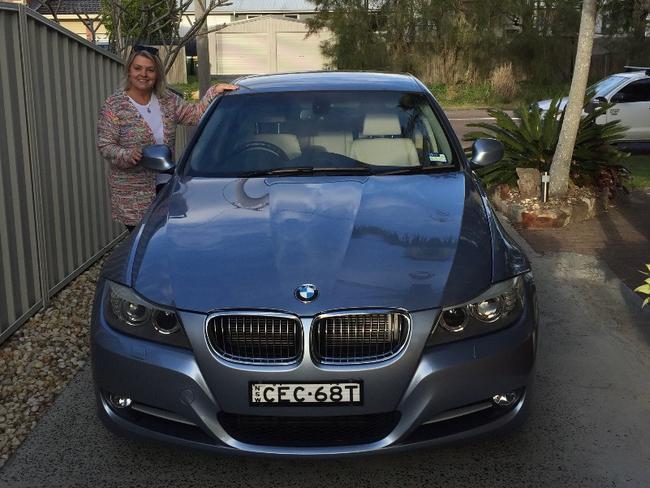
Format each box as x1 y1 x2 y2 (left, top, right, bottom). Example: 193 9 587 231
295 284 318 303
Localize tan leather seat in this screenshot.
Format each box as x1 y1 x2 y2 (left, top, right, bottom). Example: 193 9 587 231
252 133 302 159
309 132 354 157
349 114 419 166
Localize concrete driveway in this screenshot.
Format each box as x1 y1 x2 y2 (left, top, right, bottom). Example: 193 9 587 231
1 221 648 488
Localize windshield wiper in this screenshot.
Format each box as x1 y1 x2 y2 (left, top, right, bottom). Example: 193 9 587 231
373 165 456 176
238 166 372 177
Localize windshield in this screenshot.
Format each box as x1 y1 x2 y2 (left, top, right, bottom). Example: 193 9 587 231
588 75 628 97
185 91 457 177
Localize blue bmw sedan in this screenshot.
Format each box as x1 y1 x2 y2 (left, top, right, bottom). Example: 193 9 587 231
91 72 538 456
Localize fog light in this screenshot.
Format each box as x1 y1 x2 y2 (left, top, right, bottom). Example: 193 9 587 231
109 394 132 409
492 391 519 407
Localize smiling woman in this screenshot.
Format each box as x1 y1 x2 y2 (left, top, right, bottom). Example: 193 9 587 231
96 45 237 231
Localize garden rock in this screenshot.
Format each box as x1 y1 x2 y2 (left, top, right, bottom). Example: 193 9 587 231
516 168 541 198
571 199 593 222
521 209 571 228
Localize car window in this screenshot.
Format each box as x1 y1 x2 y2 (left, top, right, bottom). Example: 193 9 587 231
588 75 628 98
184 91 457 177
612 79 650 103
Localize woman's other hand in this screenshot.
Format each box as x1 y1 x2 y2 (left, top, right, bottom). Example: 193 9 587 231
127 147 143 166
213 83 238 95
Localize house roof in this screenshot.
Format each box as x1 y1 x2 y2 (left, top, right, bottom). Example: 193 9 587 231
207 0 317 13
214 14 307 31
30 0 316 16
30 0 101 15
204 0 385 14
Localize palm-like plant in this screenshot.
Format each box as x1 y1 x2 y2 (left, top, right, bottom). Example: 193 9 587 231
464 95 629 188
636 264 650 308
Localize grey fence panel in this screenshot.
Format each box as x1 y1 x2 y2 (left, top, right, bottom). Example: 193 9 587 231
0 4 126 343
24 11 124 297
0 6 43 341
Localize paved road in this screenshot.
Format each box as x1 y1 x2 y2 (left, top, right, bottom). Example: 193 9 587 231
1 222 649 488
446 108 500 145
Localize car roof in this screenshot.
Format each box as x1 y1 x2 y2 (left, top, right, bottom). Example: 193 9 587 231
612 70 649 80
231 71 424 93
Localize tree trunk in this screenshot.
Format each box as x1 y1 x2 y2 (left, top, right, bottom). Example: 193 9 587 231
195 0 211 97
548 0 597 198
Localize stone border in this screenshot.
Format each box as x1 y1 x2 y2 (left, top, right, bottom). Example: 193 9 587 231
489 186 599 229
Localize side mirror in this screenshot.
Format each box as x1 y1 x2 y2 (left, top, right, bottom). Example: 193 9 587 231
140 144 175 173
585 96 608 114
470 138 504 168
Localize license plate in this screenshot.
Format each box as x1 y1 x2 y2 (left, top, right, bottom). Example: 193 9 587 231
249 382 363 406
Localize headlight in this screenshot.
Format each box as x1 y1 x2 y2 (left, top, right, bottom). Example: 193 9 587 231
104 280 190 349
427 274 527 347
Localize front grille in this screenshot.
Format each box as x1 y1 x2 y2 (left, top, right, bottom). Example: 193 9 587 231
206 313 302 364
311 311 410 364
218 412 400 447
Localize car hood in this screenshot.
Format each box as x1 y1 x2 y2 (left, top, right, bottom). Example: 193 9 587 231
131 173 493 314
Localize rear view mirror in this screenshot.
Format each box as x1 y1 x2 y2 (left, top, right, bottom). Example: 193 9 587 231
140 144 175 173
470 138 504 168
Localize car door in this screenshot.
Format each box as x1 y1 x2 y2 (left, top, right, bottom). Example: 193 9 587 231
607 78 650 141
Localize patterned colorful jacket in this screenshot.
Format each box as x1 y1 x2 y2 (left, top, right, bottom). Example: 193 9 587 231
97 86 221 225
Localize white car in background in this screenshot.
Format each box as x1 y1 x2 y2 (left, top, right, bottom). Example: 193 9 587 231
537 67 650 143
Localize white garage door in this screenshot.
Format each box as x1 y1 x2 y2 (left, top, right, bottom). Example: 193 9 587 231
216 33 270 74
276 32 325 72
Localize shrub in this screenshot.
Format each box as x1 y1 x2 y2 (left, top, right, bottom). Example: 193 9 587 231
636 264 650 308
464 96 629 188
490 63 518 101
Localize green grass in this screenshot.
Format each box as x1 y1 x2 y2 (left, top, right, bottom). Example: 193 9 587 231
624 155 650 189
429 82 493 109
430 80 570 110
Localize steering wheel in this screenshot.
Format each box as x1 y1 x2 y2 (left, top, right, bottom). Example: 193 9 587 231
228 140 289 163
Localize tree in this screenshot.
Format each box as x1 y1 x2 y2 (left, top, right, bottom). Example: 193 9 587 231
507 0 582 83
195 0 211 97
600 0 650 40
306 0 388 70
99 0 230 75
548 0 598 197
307 0 514 84
600 0 650 66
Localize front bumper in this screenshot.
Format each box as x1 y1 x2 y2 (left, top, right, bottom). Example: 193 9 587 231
91 281 537 456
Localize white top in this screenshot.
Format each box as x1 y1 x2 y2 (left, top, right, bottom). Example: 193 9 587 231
128 94 164 144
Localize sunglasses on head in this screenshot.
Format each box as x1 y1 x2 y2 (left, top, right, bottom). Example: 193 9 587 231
133 45 159 56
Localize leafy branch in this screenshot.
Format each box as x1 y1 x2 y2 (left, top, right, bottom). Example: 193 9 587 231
100 0 231 74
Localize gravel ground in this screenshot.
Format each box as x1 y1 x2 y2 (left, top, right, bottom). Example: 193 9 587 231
0 259 104 468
